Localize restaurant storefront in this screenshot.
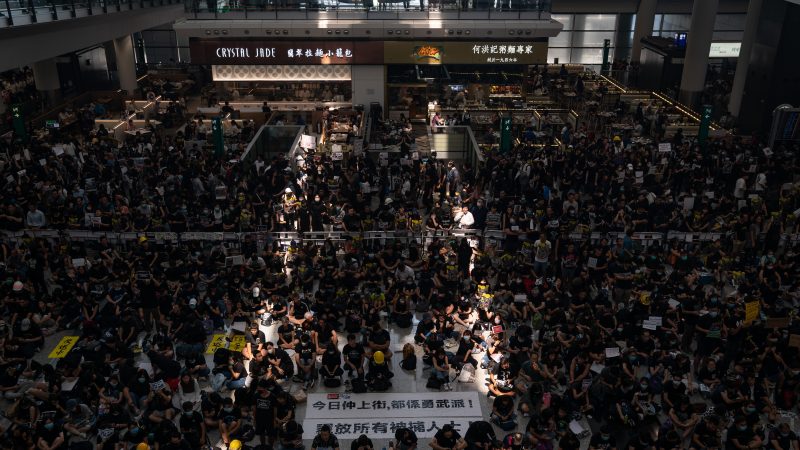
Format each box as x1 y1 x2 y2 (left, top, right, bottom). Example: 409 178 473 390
188 38 548 116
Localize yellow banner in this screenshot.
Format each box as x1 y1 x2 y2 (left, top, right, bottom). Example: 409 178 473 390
229 335 246 352
206 334 227 355
48 336 79 359
745 301 760 324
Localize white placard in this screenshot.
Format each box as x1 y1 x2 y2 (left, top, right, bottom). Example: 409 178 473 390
72 258 86 267
642 320 658 330
587 257 598 269
668 299 681 308
331 144 343 153
300 134 316 150
709 42 741 58
590 362 605 374
149 379 166 391
683 197 695 211
23 149 30 160
39 159 47 166
648 316 663 326
353 139 364 156
332 151 343 161
605 347 620 358
658 143 672 153
302 418 478 440
379 152 388 160
412 151 419 161
53 147 64 156
305 392 482 419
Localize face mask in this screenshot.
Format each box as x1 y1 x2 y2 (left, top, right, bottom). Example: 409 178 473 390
746 407 757 413
640 384 649 390
738 425 748 432
709 311 718 318
205 299 211 305
601 435 609 441
44 423 54 430
138 377 146 384
673 380 682 386
781 432 790 437
617 327 624 332
109 382 118 387
629 356 637 361
224 407 233 413
463 336 471 341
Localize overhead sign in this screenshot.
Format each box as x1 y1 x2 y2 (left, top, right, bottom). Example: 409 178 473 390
386 41 547 65
190 39 547 65
709 42 741 58
190 39 383 65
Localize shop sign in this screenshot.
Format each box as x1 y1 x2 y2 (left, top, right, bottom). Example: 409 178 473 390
414 46 443 63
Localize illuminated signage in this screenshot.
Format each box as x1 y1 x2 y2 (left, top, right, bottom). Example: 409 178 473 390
709 42 741 58
414 46 442 62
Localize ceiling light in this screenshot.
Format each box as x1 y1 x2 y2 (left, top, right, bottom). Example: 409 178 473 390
525 30 531 35
465 30 471 35
283 29 288 34
221 30 228 34
213 30 219 34
404 30 410 35
509 30 515 35
335 29 341 34
387 29 393 34
205 30 211 35
343 30 349 34
396 29 401 34
327 29 332 34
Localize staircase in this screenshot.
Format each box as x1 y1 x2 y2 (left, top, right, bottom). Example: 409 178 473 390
430 130 467 162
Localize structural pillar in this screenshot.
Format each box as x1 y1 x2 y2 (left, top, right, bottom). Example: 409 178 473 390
113 34 138 96
678 0 719 108
727 0 762 119
630 0 657 64
32 58 61 105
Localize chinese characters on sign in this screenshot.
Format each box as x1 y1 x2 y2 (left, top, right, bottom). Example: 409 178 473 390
472 44 534 55
304 392 482 419
302 418 478 440
286 48 353 59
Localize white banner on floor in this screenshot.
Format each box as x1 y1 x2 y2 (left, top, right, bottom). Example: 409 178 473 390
304 392 482 419
302 417 481 440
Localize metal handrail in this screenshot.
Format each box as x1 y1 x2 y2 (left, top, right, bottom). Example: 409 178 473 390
0 0 179 27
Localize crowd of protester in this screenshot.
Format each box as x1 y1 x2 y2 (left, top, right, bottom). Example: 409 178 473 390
1 66 800 450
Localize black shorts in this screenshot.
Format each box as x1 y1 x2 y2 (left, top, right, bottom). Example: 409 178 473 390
254 415 276 436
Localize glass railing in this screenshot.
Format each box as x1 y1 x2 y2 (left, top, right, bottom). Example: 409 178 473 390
183 0 551 18
0 0 181 28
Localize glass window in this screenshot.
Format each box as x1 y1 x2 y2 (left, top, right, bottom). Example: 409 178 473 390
570 48 603 65
549 32 572 48
661 14 691 31
571 31 615 47
712 31 744 41
580 14 617 30
652 14 662 33
547 48 571 64
714 14 746 31
551 14 572 30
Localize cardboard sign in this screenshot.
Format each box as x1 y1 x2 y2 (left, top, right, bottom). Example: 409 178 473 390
229 334 246 352
205 334 227 354
745 301 760 324
48 336 80 359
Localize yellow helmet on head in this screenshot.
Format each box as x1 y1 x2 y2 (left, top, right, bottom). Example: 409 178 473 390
229 440 243 450
373 351 385 364
136 444 150 450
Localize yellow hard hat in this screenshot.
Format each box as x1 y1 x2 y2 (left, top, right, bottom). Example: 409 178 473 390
229 440 243 450
373 351 384 364
136 444 150 450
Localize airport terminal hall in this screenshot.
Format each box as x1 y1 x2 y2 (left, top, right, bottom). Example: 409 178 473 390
4 0 800 448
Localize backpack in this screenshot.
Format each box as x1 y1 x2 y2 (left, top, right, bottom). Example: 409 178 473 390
399 344 417 371
415 298 430 313
426 376 442 390
351 378 368 393
369 378 391 392
323 376 342 388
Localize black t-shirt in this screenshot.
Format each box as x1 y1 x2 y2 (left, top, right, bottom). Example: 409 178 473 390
589 434 617 450
434 430 461 449
254 392 275 418
370 329 390 346
343 343 365 364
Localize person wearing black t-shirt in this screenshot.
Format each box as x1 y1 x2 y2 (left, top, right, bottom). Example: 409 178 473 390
767 423 799 450
179 400 205 448
294 334 316 388
589 426 617 450
252 379 276 446
342 334 366 379
431 424 467 450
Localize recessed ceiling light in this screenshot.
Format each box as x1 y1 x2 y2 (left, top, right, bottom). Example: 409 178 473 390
205 30 211 35
387 29 393 34
283 30 288 34
327 29 332 34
